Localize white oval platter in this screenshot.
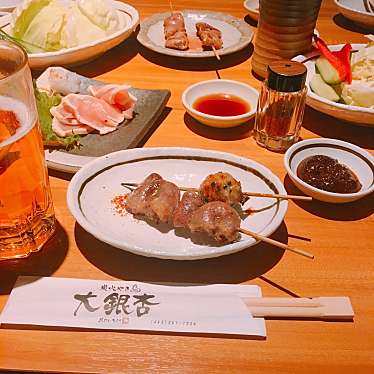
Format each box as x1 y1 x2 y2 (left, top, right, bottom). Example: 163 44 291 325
67 147 288 260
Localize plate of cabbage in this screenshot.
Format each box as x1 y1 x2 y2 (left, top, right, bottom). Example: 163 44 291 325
294 43 374 126
0 0 139 69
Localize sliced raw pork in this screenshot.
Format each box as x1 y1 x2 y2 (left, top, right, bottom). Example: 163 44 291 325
50 93 128 135
88 84 137 119
52 118 93 137
47 81 137 137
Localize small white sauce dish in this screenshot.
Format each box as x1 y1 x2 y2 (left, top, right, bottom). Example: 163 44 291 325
335 0 374 29
243 0 259 21
182 79 259 128
284 138 374 203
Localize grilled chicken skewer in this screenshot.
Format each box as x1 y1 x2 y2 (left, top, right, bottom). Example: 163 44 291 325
164 12 189 50
123 179 314 259
125 173 180 224
196 22 223 50
173 191 204 228
187 201 241 243
195 22 223 60
174 192 313 258
122 172 312 204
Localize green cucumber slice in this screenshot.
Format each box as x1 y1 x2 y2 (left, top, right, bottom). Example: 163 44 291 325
310 74 340 102
315 57 342 84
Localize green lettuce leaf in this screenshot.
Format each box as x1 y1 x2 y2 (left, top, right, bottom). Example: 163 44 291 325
34 84 80 148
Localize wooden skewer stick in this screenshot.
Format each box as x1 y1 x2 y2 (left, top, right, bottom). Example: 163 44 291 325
121 183 312 202
242 191 311 201
168 0 174 14
239 227 314 259
212 46 221 61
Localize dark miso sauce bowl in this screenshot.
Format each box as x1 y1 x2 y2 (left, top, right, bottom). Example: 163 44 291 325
284 138 374 203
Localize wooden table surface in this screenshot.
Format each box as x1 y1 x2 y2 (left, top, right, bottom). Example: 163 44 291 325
1 1 373 373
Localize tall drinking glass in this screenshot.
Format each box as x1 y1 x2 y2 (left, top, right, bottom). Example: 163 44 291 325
0 40 55 260
252 0 322 78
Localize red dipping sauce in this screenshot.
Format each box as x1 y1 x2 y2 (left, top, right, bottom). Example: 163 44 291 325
193 94 250 117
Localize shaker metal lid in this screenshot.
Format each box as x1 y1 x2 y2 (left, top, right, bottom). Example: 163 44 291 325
267 60 307 92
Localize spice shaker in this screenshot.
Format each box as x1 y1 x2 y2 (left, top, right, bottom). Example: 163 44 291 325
254 60 307 152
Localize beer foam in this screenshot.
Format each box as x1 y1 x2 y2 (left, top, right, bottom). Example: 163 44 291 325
0 95 36 147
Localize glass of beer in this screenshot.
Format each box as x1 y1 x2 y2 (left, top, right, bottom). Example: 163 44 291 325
0 40 55 260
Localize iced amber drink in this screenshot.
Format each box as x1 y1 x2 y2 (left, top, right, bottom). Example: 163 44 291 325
0 41 55 260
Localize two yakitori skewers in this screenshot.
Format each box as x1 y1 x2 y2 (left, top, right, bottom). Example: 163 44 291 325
121 172 314 259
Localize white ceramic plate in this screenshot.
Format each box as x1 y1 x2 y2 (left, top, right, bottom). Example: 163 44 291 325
67 147 288 260
335 0 374 28
284 138 374 203
0 1 139 69
293 44 374 126
137 10 253 58
243 0 259 21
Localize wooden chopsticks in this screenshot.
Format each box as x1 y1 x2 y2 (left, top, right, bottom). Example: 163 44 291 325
241 297 354 320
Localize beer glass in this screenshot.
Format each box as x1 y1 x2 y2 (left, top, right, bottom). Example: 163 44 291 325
0 40 55 260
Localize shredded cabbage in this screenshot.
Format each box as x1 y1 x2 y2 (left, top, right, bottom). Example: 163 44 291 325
351 44 374 81
77 0 125 34
341 81 374 108
9 0 123 52
341 43 374 108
